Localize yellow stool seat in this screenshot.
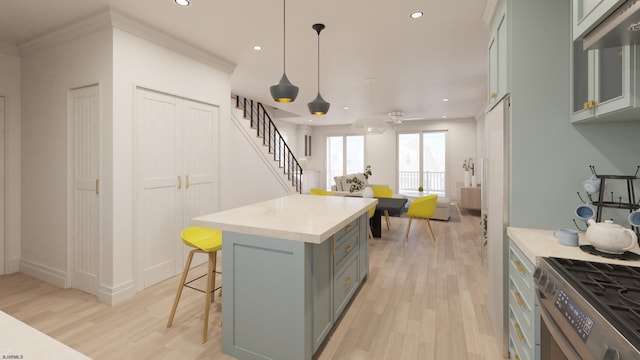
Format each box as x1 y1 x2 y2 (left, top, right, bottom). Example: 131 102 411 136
167 226 223 343
181 226 222 252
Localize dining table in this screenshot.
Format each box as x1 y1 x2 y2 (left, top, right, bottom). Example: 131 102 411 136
370 197 408 238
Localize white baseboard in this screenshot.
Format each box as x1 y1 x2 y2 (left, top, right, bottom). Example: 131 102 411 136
19 259 67 288
98 280 136 305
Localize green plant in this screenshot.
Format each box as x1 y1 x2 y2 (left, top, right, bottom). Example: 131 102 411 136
482 213 488 246
418 186 424 192
363 165 372 180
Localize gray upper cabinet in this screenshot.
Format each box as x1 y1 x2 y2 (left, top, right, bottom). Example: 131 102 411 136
572 0 626 41
487 1 508 110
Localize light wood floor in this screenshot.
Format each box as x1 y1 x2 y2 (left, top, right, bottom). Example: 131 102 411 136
0 206 502 360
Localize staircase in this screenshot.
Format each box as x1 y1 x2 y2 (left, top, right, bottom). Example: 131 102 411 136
232 96 303 193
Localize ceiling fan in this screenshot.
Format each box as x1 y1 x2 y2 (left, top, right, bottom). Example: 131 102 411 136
386 111 426 124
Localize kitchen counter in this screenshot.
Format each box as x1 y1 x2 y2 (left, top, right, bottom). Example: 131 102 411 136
0 311 91 359
507 227 640 267
193 194 377 244
195 194 375 360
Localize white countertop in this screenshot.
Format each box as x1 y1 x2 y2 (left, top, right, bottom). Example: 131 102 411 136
507 227 640 267
0 311 91 359
193 194 377 244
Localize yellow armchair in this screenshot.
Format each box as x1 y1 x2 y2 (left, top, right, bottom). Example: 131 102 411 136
404 194 438 245
371 185 393 230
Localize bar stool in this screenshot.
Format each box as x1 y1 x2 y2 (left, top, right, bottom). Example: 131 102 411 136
167 226 222 343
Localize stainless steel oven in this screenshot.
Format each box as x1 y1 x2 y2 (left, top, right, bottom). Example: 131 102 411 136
535 257 640 360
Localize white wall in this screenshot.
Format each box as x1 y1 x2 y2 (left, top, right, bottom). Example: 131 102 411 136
19 11 234 304
309 119 477 200
20 29 113 287
0 46 21 273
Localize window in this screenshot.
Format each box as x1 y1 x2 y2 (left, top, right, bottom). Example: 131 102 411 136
326 135 365 189
398 131 446 195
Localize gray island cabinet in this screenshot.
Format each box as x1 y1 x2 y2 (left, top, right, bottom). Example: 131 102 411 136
193 194 376 360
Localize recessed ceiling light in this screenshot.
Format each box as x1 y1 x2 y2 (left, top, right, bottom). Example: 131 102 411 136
253 45 262 51
442 98 449 102
343 107 349 110
410 11 423 19
175 0 190 6
442 115 447 118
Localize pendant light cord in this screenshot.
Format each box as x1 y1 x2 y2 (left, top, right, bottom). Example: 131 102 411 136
317 31 320 92
283 0 286 73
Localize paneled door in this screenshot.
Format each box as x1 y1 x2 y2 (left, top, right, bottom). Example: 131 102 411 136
0 97 5 275
69 85 100 295
135 88 218 289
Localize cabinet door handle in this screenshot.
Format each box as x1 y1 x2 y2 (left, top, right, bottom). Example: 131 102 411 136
95 179 99 195
490 92 497 99
344 245 353 254
186 175 190 189
513 259 527 274
514 291 527 309
591 100 598 108
344 224 352 232
343 275 353 287
514 322 526 343
583 101 590 110
177 176 182 189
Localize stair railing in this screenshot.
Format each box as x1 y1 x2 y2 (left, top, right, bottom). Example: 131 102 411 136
235 96 303 193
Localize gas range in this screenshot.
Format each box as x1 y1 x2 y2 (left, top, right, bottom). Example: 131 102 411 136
535 257 640 359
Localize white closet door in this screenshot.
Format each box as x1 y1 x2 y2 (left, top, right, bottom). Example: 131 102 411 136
182 102 218 263
0 97 5 274
69 86 100 295
138 90 183 288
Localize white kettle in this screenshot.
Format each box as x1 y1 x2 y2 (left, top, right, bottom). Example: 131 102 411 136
586 219 637 254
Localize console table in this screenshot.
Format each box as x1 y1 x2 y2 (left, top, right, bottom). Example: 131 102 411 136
460 186 481 210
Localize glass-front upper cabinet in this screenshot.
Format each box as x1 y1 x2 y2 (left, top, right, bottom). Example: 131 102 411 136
570 41 632 122
572 0 626 40
487 2 508 110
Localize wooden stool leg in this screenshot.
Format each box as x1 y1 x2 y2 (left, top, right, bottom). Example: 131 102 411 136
426 219 436 244
167 249 196 328
404 217 413 245
202 251 216 343
384 210 391 230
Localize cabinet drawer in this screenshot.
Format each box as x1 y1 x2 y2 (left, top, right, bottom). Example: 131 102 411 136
509 277 535 339
334 228 358 272
509 306 534 357
509 334 530 360
334 218 359 246
509 242 535 297
333 254 359 319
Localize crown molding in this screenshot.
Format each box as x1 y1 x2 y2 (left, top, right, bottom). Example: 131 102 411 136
0 42 19 56
111 10 236 74
16 8 236 74
18 9 113 57
482 0 499 26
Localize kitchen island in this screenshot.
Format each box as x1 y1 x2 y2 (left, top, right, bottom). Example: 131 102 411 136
193 194 377 360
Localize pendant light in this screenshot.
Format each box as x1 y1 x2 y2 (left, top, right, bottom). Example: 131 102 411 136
270 0 299 103
307 23 330 115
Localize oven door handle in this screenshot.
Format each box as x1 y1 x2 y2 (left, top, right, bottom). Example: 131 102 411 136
536 290 584 360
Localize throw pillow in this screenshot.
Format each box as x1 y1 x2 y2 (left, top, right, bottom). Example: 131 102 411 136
333 176 344 191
